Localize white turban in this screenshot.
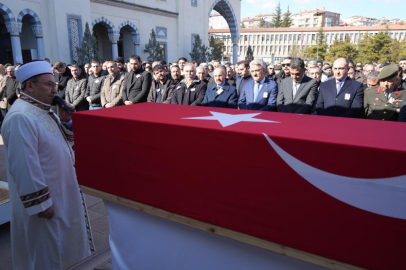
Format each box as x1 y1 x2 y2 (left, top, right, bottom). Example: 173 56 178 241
15 61 53 83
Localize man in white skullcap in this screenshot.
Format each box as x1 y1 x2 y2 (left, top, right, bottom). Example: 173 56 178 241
1 61 94 270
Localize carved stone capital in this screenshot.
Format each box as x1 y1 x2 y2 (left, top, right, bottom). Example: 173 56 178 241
132 35 140 45
31 25 43 37
108 32 120 43
5 22 22 36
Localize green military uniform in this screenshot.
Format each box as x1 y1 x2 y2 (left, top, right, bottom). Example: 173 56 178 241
364 86 406 121
364 64 405 121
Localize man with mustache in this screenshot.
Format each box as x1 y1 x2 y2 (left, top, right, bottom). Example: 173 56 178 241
148 65 175 103
101 61 125 108
364 64 406 121
171 63 207 106
2 61 93 269
238 59 278 111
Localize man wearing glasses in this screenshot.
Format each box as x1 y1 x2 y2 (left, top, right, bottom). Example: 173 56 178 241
2 61 93 269
267 64 276 81
276 57 292 85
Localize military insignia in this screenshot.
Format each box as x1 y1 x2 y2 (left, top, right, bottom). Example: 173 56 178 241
95 79 100 83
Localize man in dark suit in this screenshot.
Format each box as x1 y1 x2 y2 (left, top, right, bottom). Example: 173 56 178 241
171 63 207 106
235 60 252 96
201 66 237 108
277 58 318 114
238 59 278 111
122 54 152 105
316 57 364 118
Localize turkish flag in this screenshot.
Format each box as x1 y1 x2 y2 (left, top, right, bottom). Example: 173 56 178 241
74 103 406 270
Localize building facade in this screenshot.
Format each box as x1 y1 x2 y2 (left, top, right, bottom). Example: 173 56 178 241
0 0 241 65
291 9 340 28
209 25 406 63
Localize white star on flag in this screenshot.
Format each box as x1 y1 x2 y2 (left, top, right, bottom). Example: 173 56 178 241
183 111 280 127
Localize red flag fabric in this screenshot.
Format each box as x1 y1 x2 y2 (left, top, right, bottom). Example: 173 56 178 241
73 103 406 270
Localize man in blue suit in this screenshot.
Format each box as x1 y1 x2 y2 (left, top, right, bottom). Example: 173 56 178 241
238 59 278 111
201 66 238 108
316 57 363 118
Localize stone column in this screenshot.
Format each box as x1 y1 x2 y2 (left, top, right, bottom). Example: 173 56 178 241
32 25 45 60
109 32 120 60
5 22 23 64
132 35 140 56
232 37 239 64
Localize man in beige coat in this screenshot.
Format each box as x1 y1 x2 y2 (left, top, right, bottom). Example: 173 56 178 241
101 61 125 108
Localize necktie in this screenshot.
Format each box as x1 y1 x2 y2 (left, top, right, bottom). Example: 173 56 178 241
254 82 260 100
336 81 342 94
293 82 300 97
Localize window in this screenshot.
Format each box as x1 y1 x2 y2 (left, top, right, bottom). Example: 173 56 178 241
158 42 167 62
270 35 274 42
156 27 167 39
266 35 270 42
191 0 197 7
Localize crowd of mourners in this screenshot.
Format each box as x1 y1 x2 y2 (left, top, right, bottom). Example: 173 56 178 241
1 54 406 131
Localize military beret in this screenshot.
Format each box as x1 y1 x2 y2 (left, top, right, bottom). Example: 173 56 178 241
377 64 398 81
274 64 282 70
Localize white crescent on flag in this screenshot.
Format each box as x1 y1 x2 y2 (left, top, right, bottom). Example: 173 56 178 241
263 133 406 220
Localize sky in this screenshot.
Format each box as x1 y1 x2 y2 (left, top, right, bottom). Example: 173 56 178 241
241 0 406 20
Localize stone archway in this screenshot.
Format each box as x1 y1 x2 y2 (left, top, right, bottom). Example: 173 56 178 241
17 9 44 61
92 17 117 60
117 20 140 60
208 0 239 63
0 3 21 64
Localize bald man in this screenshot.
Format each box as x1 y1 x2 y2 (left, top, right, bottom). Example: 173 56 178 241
201 67 237 108
316 57 363 118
